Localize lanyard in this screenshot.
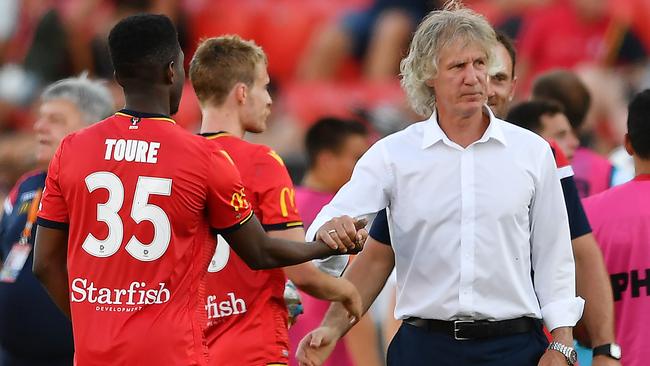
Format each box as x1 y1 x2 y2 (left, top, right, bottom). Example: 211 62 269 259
19 189 42 245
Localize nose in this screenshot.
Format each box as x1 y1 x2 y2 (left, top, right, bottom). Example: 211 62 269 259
33 117 46 133
464 65 480 86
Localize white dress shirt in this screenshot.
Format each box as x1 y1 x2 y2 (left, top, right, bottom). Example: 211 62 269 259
306 107 584 331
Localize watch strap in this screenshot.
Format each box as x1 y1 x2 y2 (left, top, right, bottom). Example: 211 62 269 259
593 343 622 360
548 341 577 365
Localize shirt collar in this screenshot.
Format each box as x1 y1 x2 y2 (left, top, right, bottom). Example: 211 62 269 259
421 105 507 149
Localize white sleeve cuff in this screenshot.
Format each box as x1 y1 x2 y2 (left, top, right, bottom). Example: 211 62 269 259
541 296 585 331
312 255 350 277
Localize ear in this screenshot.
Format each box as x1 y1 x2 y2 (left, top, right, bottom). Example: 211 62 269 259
509 76 518 102
165 61 175 85
624 133 634 156
425 77 436 88
234 83 247 105
113 70 123 87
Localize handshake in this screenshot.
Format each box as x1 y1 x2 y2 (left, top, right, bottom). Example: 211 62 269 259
316 216 368 255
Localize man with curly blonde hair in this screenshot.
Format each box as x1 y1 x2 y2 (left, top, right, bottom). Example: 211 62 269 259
297 2 584 365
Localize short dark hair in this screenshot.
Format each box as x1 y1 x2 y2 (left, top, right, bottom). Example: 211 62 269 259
531 69 591 130
507 99 565 133
495 30 516 78
305 117 368 168
627 89 650 159
108 14 179 79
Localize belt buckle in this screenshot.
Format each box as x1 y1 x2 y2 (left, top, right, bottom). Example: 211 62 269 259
453 320 474 340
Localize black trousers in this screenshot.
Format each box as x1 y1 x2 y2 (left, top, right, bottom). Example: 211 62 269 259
387 321 549 366
0 348 72 366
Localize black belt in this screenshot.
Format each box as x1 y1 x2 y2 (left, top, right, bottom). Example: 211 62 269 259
404 317 538 341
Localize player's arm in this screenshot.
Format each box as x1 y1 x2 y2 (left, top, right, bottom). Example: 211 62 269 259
33 226 70 318
296 237 395 366
32 138 71 318
558 167 617 351
270 227 362 319
572 233 616 347
222 215 366 270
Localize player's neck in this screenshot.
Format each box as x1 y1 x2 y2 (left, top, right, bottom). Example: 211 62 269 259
199 105 245 138
302 171 338 194
123 86 171 116
634 157 650 176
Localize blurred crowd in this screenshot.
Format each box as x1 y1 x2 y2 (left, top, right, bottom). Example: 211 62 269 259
0 0 649 202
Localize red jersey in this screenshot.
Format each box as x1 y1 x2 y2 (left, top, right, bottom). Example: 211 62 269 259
201 132 303 366
36 111 253 366
548 140 573 180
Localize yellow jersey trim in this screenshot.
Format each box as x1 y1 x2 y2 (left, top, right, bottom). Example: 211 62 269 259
267 150 285 166
204 132 232 139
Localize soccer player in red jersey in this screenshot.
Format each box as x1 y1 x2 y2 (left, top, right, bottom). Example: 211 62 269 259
32 15 365 366
189 36 363 366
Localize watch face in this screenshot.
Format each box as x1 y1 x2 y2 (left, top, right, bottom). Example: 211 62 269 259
610 344 622 359
569 350 578 364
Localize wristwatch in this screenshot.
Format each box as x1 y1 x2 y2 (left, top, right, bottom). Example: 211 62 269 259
548 341 578 365
593 343 622 360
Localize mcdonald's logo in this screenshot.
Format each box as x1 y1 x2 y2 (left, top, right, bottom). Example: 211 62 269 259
230 188 250 212
279 187 297 218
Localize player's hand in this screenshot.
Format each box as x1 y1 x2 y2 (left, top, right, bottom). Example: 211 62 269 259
316 216 368 253
296 326 340 366
332 277 362 323
591 356 621 366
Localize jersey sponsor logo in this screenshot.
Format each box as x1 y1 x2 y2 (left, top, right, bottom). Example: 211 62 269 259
611 269 650 301
279 187 297 218
205 292 247 322
70 277 171 312
104 139 160 163
230 188 250 212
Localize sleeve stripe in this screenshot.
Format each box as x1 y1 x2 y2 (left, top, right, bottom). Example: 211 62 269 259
262 221 304 231
212 210 254 235
36 216 69 230
556 165 574 180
